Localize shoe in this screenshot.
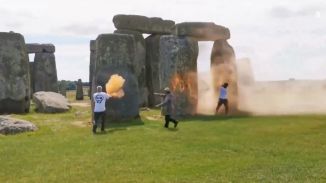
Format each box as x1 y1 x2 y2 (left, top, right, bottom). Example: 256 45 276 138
174 121 178 128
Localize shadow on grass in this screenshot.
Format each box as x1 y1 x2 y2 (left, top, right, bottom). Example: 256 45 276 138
181 114 252 122
94 128 127 135
93 119 144 135
101 118 145 133
167 128 179 132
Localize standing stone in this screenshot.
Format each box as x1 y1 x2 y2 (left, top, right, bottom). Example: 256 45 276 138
33 52 58 92
26 43 55 53
145 35 162 107
159 35 198 117
173 22 230 41
114 30 147 107
211 40 238 114
89 40 96 98
113 14 175 34
29 62 34 97
93 34 139 121
0 32 30 114
76 79 84 100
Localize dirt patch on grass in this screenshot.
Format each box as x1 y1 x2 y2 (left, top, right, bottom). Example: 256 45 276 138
70 102 91 107
71 121 90 128
145 115 162 121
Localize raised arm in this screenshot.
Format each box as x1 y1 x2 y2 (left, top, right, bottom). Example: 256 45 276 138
156 95 169 107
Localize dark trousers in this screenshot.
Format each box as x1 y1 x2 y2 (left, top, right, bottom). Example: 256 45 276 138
216 99 229 115
93 112 106 132
164 115 177 128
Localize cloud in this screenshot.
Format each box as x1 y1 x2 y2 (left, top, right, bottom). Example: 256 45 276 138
59 24 102 36
270 6 293 18
270 4 326 19
57 20 114 36
0 7 37 30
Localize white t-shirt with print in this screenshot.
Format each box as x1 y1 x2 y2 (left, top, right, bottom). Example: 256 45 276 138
93 92 111 112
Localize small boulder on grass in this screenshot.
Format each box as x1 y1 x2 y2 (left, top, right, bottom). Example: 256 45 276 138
33 91 70 113
0 117 37 135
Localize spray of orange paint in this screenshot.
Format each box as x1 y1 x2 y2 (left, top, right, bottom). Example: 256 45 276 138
105 74 125 98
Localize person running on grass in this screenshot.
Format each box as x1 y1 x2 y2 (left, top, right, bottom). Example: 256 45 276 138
215 82 229 115
92 85 111 133
155 87 179 128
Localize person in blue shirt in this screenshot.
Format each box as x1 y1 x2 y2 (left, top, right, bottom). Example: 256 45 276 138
215 83 229 115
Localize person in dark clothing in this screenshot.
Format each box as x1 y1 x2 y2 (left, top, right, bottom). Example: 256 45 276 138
92 86 111 133
155 87 179 128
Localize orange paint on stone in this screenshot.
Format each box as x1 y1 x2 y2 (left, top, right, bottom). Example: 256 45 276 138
105 74 125 98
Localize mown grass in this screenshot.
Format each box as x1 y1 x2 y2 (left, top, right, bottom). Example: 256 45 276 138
0 94 325 182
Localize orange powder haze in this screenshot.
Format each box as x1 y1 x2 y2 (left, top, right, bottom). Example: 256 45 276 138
105 74 125 98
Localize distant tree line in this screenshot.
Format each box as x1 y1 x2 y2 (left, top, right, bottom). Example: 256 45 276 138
58 80 90 91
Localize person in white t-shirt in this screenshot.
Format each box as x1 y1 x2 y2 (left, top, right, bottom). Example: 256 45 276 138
93 86 111 133
215 83 229 115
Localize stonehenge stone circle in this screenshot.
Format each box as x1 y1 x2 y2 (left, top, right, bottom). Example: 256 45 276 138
174 22 230 41
88 14 240 115
33 52 58 93
76 79 84 100
113 14 175 34
0 32 30 114
159 35 198 117
114 30 148 107
93 34 139 121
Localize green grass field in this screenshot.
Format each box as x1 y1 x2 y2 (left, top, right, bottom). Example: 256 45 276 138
0 93 325 182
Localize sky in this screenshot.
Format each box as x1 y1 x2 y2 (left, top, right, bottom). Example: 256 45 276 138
0 0 325 81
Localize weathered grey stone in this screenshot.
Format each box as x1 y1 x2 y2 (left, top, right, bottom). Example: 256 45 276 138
41 44 55 53
26 44 42 53
174 22 230 41
29 62 34 97
33 91 70 113
90 40 96 51
26 43 55 53
113 14 175 34
0 117 37 135
76 79 84 100
33 52 58 92
114 30 148 107
159 35 198 117
89 40 96 98
145 35 162 107
0 32 30 114
93 34 139 121
211 40 238 114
